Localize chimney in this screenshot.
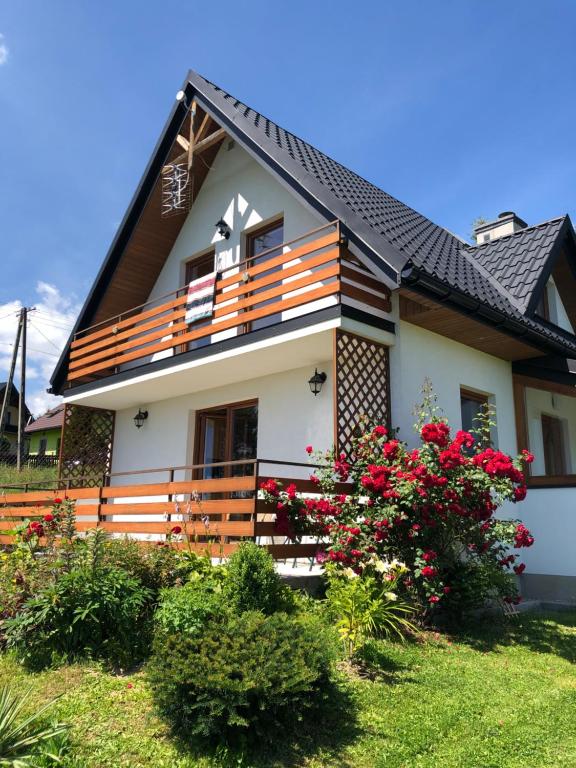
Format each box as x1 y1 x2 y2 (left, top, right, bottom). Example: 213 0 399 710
474 211 527 244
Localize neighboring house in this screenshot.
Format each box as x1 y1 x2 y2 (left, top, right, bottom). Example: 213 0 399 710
0 382 31 459
25 405 64 458
48 71 576 602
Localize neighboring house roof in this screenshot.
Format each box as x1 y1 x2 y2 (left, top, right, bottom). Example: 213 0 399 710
50 70 576 391
25 405 65 434
0 381 32 420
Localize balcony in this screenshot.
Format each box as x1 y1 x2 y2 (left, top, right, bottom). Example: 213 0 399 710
0 459 351 559
66 222 391 391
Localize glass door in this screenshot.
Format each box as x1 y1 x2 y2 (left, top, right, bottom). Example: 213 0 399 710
195 401 258 483
245 220 284 331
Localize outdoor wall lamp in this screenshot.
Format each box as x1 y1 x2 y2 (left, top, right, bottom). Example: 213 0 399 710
133 409 148 429
215 218 231 240
308 369 327 396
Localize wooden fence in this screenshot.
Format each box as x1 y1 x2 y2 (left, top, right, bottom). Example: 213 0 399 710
0 460 353 560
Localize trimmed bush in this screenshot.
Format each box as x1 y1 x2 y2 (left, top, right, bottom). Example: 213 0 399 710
223 541 293 615
4 566 152 669
148 610 336 746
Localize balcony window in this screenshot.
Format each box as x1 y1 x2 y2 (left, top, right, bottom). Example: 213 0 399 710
514 375 576 484
245 218 284 331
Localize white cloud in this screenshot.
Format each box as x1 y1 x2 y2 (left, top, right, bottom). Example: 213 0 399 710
0 282 81 417
0 34 8 66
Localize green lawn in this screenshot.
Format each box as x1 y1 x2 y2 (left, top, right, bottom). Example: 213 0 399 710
0 463 58 488
2 611 575 768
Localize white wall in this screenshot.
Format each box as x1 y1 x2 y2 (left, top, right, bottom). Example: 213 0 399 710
513 489 576 577
110 361 333 481
390 317 516 453
150 142 322 299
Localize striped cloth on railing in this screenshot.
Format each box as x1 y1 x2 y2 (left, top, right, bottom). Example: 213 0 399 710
185 272 217 323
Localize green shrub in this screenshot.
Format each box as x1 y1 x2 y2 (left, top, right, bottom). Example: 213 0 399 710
148 610 336 747
223 542 293 615
101 538 204 595
155 577 227 637
3 566 153 669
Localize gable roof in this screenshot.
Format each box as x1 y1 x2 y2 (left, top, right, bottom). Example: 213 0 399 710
24 404 64 434
50 70 576 392
465 216 571 313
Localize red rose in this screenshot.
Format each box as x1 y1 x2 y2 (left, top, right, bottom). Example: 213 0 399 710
305 445 313 454
428 595 440 603
373 425 387 437
422 550 437 562
170 525 182 534
43 513 54 523
513 485 527 502
513 563 526 575
421 565 437 579
443 586 451 594
53 497 62 504
521 449 534 464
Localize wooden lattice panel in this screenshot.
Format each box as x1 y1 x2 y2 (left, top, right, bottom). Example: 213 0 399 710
335 330 390 456
59 404 115 487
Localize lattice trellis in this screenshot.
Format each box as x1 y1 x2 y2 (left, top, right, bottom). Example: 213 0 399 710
59 404 115 487
335 330 390 456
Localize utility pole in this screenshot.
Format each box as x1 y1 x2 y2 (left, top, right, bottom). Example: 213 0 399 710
16 307 29 471
0 313 22 450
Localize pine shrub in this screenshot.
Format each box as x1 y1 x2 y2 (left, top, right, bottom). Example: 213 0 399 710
223 541 293 615
148 610 336 747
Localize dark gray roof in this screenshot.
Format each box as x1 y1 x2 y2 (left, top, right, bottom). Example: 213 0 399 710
465 217 568 313
188 71 576 354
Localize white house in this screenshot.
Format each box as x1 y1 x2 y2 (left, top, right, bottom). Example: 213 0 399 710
48 71 576 602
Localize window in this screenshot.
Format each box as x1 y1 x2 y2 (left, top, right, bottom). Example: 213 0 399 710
460 388 489 442
541 414 567 476
514 376 576 482
185 251 214 285
38 438 47 456
245 218 284 331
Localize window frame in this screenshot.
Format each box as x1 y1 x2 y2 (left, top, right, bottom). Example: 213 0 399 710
459 387 491 446
513 374 576 487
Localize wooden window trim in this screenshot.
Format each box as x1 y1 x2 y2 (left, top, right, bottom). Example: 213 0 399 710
193 398 259 476
183 248 215 287
513 374 576 487
460 388 489 405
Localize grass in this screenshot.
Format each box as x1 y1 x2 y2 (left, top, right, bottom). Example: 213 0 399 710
1 611 575 767
0 463 58 488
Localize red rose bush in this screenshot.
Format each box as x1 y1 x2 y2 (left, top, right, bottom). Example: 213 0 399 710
262 411 534 619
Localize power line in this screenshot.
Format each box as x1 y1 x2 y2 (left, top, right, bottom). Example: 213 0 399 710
29 321 62 352
0 341 59 358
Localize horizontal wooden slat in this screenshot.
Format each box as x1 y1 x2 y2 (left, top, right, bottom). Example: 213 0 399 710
256 477 353 496
99 499 254 515
214 261 340 319
341 263 390 297
74 520 254 535
100 476 256 499
72 294 188 350
265 543 320 559
70 307 187 362
0 504 100 518
68 281 340 381
215 247 340 305
218 231 339 290
341 281 391 312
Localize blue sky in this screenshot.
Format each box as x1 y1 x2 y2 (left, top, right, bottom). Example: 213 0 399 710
0 0 575 413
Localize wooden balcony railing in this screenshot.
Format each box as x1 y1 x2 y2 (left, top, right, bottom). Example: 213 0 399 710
0 460 353 560
67 221 391 386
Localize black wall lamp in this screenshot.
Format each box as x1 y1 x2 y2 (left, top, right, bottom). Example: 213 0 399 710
215 218 231 240
134 409 148 429
308 368 327 396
